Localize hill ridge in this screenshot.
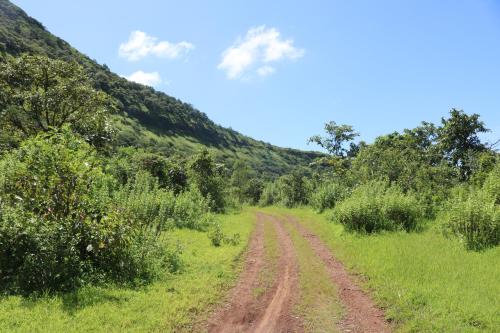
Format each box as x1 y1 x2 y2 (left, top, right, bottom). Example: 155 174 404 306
0 0 322 176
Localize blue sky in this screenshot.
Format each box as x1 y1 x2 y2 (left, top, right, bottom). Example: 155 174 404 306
13 0 500 150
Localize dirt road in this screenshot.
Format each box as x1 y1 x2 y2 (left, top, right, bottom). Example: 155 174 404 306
206 212 390 333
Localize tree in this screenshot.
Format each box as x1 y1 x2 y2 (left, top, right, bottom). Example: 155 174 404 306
308 121 359 158
276 171 310 208
438 109 489 180
229 160 257 204
0 55 114 147
188 149 225 212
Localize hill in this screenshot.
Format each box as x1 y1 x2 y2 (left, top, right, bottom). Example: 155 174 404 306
0 0 322 177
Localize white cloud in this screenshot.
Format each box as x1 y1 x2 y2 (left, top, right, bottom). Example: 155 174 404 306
123 70 162 86
257 65 275 77
119 31 194 61
218 26 304 79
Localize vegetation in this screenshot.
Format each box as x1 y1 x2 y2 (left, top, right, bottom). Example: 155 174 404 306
0 0 498 331
0 210 255 332
0 54 246 295
442 165 500 250
260 108 498 250
333 181 422 233
270 207 500 333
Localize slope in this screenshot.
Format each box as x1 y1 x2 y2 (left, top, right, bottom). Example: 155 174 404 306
0 0 322 177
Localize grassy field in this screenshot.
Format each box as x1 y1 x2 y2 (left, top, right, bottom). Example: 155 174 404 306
0 210 255 333
266 207 500 333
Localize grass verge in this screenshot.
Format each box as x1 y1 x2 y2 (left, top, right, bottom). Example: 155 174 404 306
263 206 500 333
0 209 255 333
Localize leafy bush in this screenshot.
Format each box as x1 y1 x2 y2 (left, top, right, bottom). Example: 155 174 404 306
276 172 310 208
310 182 348 212
207 222 240 247
173 188 213 230
105 148 188 193
259 182 279 206
443 165 500 250
482 162 500 204
208 223 224 247
113 171 176 233
188 149 226 212
333 181 422 233
443 193 499 251
0 129 173 294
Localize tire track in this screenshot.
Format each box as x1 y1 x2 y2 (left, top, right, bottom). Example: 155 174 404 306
207 213 300 333
286 215 391 333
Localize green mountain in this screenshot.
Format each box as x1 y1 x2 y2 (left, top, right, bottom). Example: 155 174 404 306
0 0 322 177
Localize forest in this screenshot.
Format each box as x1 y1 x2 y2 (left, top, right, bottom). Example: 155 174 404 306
0 0 499 332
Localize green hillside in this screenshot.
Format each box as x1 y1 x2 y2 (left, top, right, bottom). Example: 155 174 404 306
0 0 322 177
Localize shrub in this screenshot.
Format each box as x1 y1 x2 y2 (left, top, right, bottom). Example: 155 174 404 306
113 171 176 233
443 166 500 250
188 149 226 212
333 181 422 233
207 222 241 247
173 188 213 230
482 162 500 204
310 182 348 212
276 172 310 208
0 129 174 294
443 195 499 251
208 223 224 247
259 182 279 206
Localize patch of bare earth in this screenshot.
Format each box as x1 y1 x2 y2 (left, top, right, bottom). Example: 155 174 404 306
206 212 301 333
287 215 391 333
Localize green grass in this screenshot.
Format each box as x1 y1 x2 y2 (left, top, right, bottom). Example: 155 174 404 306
0 209 255 333
264 207 500 333
282 219 342 333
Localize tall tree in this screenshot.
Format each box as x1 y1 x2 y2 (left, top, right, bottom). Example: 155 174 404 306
0 55 114 147
309 121 359 158
438 109 489 179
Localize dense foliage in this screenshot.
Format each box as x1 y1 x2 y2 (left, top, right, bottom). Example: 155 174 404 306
0 55 245 294
260 110 499 250
0 128 173 293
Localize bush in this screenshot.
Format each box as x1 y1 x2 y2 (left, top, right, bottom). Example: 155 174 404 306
333 181 422 233
113 171 176 233
0 129 174 294
310 182 348 212
188 149 226 212
482 162 500 204
208 223 224 247
259 182 279 206
207 222 241 247
443 193 499 251
173 188 213 230
443 166 500 250
276 172 310 208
